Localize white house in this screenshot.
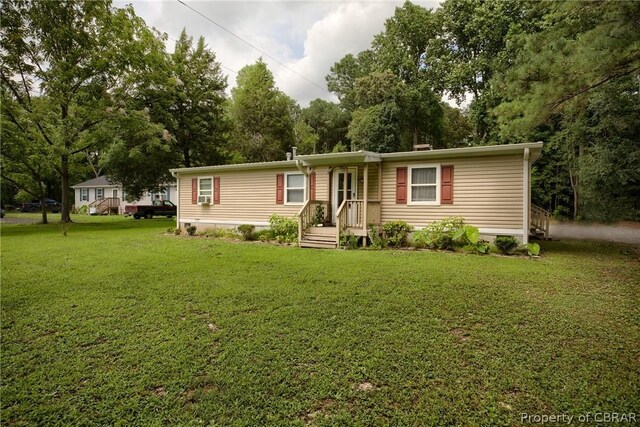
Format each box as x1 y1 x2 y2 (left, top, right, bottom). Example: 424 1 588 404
71 176 177 214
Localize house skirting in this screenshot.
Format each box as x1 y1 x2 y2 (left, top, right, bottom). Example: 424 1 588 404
180 219 526 243
179 218 270 231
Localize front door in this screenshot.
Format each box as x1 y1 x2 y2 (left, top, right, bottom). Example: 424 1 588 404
332 168 358 222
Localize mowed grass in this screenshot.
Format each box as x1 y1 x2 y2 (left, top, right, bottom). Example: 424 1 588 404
1 216 639 426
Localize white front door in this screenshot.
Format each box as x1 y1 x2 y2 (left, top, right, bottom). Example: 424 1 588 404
332 167 358 222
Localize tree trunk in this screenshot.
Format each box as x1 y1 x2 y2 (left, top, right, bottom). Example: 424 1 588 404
60 154 72 223
40 199 48 225
568 166 578 220
183 146 191 168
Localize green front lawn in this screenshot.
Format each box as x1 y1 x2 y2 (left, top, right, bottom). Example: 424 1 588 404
1 217 639 425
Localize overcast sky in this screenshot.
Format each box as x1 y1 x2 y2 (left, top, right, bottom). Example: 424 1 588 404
115 0 442 107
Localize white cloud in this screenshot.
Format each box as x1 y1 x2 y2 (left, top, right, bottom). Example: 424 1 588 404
120 1 442 107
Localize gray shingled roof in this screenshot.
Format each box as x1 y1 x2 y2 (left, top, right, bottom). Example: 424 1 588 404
71 176 116 188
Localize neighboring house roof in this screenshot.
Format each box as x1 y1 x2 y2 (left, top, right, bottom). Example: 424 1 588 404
71 176 117 188
170 142 544 174
72 176 177 189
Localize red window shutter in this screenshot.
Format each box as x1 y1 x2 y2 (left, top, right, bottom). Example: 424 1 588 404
213 177 220 204
396 167 407 204
441 165 454 204
309 172 316 201
276 173 284 204
191 178 197 204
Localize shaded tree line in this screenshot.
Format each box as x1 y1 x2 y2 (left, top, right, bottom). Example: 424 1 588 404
2 0 638 223
327 0 639 221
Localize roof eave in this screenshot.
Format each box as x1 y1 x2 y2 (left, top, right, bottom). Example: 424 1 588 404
297 150 381 167
170 160 298 174
380 142 543 161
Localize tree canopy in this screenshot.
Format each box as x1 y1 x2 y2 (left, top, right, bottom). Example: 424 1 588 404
0 0 165 220
229 59 296 162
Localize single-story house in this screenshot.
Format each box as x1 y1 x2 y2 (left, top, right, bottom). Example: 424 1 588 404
169 142 547 248
71 176 177 214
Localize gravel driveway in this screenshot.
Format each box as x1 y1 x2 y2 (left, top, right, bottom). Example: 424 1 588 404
550 221 640 245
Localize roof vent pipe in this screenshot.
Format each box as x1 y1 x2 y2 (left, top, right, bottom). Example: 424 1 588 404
286 152 292 161
292 147 297 159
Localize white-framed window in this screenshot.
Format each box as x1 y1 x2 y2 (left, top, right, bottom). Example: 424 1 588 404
95 188 104 200
285 172 305 204
409 164 440 205
80 188 89 202
198 177 213 204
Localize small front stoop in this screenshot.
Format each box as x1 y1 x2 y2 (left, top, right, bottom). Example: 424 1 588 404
300 226 338 249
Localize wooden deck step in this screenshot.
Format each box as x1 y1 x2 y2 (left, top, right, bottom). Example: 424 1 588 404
299 239 337 249
300 226 338 249
306 226 337 236
303 235 336 242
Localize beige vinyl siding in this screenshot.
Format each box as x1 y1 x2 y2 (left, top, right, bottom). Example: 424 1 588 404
314 166 330 201
178 167 303 224
380 154 524 230
367 164 380 200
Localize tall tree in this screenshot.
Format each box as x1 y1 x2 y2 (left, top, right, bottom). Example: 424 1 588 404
325 50 375 112
0 0 165 222
301 99 350 153
493 0 640 133
229 59 296 162
99 110 174 201
492 1 640 220
0 93 56 223
372 1 436 85
371 1 442 147
348 102 402 153
137 29 229 168
440 104 473 148
425 0 537 142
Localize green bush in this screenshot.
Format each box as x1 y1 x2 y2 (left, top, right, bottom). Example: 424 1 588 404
253 229 270 242
268 214 298 243
340 232 359 250
494 236 519 254
237 224 256 241
313 204 325 225
413 217 488 253
368 225 387 249
382 220 413 247
413 216 466 250
526 242 541 256
186 225 197 236
174 228 182 236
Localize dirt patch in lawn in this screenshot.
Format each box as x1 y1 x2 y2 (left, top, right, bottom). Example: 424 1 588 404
356 382 377 392
450 328 470 342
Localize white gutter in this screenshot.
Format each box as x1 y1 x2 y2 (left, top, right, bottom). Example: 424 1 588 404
380 142 543 161
169 160 297 174
295 159 308 175
171 171 180 229
522 148 530 245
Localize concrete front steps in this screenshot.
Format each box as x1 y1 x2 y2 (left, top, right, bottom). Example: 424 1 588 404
300 226 338 249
